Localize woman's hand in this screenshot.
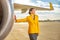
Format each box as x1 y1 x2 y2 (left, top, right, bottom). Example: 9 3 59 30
14 15 16 22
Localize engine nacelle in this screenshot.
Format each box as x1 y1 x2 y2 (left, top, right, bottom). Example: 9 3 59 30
0 0 13 40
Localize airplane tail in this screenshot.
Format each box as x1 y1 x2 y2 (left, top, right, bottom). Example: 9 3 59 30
50 2 54 10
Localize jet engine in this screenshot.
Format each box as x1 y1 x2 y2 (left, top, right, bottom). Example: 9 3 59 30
0 0 13 40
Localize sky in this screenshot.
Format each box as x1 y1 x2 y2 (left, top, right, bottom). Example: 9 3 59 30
14 0 60 20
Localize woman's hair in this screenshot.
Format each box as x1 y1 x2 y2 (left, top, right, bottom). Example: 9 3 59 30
29 8 34 15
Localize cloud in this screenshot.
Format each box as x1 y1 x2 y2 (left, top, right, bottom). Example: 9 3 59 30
36 0 60 8
14 0 30 4
36 1 49 7
14 0 35 6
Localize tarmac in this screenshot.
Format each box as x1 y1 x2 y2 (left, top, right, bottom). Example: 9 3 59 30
4 22 60 40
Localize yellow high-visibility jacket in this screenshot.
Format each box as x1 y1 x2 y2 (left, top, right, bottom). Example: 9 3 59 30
16 14 40 34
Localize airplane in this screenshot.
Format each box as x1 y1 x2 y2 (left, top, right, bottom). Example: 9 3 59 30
0 0 54 40
14 2 54 13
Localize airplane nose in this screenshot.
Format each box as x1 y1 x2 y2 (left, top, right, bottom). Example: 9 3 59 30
0 0 13 40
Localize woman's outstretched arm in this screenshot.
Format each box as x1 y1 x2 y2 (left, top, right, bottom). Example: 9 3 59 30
16 18 27 22
14 15 27 23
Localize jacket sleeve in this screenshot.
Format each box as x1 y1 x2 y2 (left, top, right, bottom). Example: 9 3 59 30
16 17 28 23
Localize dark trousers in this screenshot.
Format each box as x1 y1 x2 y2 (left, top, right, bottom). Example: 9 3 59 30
29 33 38 40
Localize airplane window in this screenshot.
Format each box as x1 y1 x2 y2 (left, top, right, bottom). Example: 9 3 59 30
0 2 3 25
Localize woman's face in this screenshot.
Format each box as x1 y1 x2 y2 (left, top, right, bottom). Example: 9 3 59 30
31 9 36 14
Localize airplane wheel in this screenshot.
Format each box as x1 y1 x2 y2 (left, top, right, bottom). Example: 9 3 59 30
0 0 13 40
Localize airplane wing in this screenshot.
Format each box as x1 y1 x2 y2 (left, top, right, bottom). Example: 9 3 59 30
14 2 54 13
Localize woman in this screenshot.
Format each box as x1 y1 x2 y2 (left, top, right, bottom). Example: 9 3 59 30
14 8 40 40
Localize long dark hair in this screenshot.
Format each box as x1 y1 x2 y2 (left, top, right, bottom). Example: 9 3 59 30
29 8 34 15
